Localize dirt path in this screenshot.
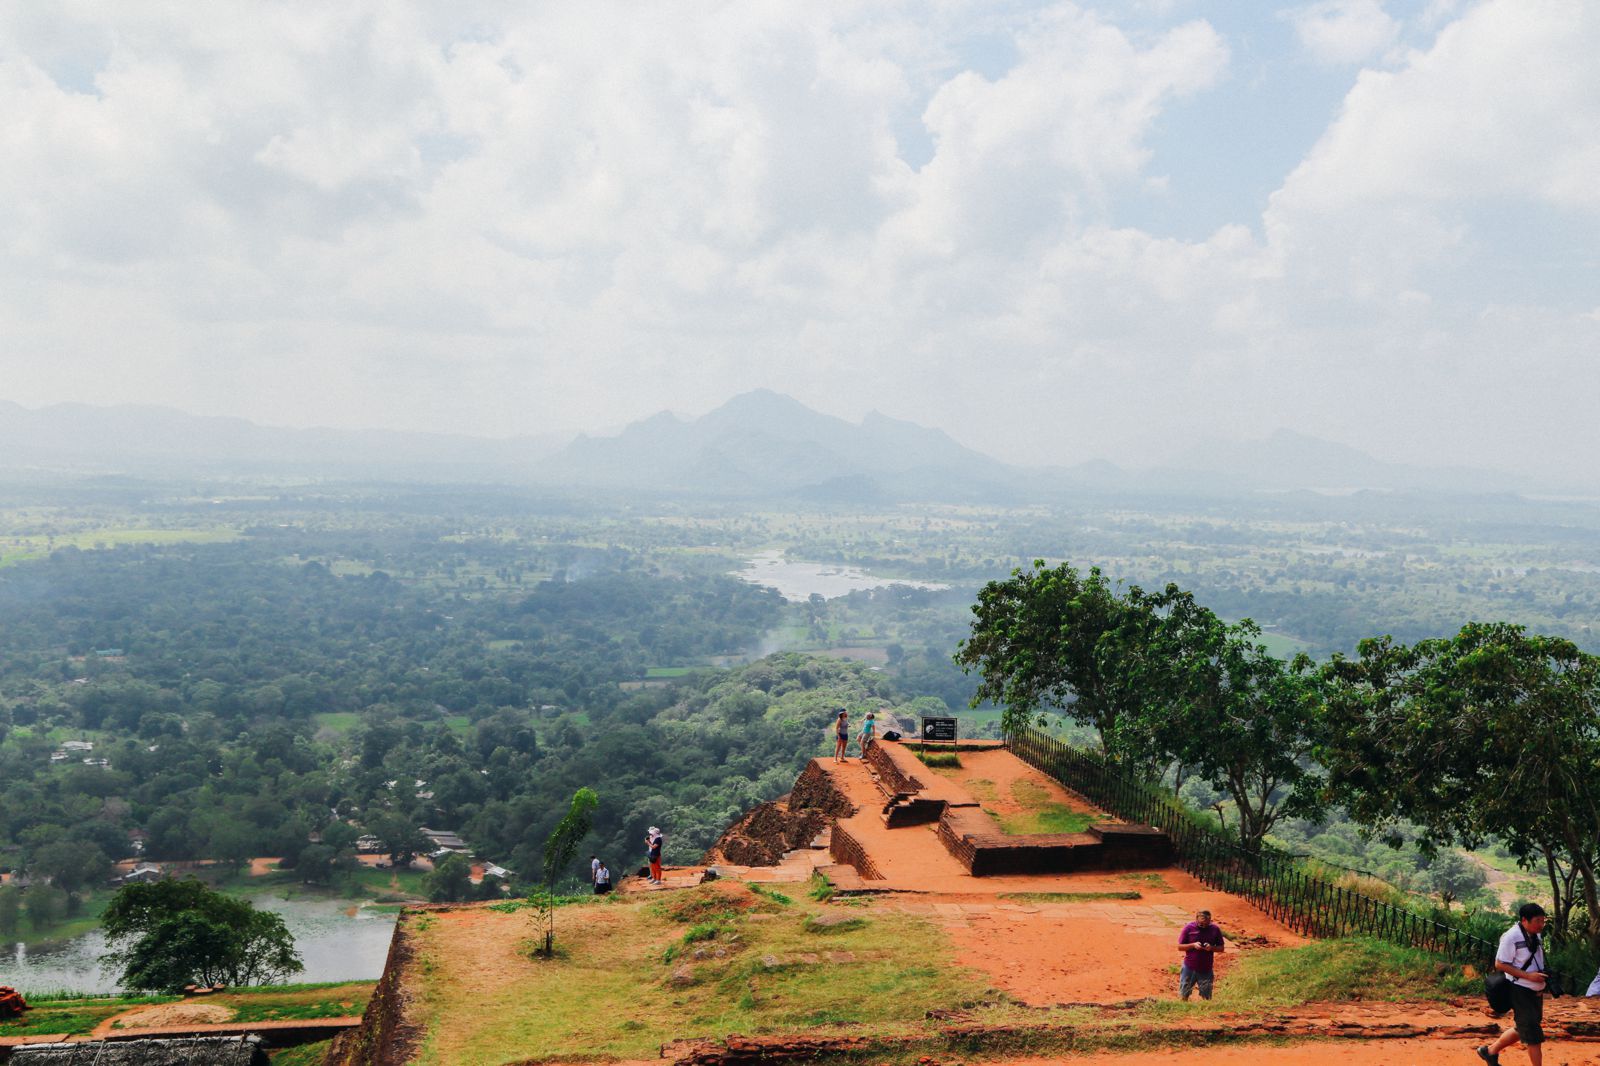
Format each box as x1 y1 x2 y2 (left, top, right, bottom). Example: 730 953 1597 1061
980 1039 1586 1065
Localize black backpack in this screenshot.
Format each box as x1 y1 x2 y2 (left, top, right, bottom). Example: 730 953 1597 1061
1485 934 1540 1013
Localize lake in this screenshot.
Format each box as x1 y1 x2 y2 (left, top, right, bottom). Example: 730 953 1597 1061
732 550 948 601
2 895 396 995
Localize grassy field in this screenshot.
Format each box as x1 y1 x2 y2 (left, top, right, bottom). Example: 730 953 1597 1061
407 883 997 1064
0 527 240 568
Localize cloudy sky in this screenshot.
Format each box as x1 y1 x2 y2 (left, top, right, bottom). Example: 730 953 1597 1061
2 0 1597 474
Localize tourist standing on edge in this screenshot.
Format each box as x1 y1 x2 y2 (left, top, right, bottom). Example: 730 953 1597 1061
594 861 611 895
1480 903 1551 1066
646 826 664 884
834 708 849 762
590 854 600 888
1177 909 1225 1000
858 711 876 756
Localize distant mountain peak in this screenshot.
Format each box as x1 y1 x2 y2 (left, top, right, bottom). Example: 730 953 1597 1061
541 390 1018 499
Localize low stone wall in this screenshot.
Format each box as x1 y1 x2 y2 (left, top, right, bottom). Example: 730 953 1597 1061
827 822 883 880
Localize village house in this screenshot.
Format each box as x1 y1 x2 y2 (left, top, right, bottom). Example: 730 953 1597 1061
420 828 470 860
112 862 164 886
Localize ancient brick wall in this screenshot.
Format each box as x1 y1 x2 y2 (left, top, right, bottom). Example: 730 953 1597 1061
788 759 857 818
936 815 1174 877
827 822 882 880
323 913 423 1066
864 743 923 797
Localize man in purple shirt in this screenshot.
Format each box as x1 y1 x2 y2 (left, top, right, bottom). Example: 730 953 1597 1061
1177 909 1226 1000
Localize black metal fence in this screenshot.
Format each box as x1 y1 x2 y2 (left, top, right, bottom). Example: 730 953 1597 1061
1005 723 1509 972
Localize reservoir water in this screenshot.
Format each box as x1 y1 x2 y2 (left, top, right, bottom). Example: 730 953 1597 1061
2 895 396 994
732 550 948 601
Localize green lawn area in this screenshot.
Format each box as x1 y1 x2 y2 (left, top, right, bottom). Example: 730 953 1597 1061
343 864 428 899
1254 628 1312 659
989 780 1099 836
645 666 693 678
206 982 373 1024
312 711 361 736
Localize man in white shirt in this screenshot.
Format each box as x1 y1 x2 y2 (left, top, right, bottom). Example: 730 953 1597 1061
1479 902 1550 1066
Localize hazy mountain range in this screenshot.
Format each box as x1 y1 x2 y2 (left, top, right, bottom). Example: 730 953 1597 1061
0 393 1538 498
0 400 563 480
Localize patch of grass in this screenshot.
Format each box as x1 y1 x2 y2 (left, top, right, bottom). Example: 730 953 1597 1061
991 779 1099 836
915 750 962 768
748 884 792 906
1207 938 1476 1009
312 711 361 736
964 778 999 803
807 873 835 902
1117 872 1175 892
219 982 373 1023
998 891 1142 903
682 921 728 944
804 915 868 934
645 666 693 678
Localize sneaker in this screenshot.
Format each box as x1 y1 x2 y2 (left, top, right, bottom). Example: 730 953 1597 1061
1476 1046 1500 1066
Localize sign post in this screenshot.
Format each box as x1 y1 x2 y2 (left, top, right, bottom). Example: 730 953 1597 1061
920 716 958 745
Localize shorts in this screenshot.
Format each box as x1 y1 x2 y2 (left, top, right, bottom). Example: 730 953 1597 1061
1179 965 1213 1000
1510 984 1544 1045
594 882 611 895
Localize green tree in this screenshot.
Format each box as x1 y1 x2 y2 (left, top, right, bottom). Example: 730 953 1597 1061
369 814 430 869
295 844 339 885
1419 850 1489 910
28 840 111 894
1314 623 1600 942
1117 587 1322 851
425 854 474 903
101 878 302 991
956 561 1151 754
535 787 598 956
26 884 68 934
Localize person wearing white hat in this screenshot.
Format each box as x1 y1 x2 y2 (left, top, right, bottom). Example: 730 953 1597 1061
646 826 664 884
